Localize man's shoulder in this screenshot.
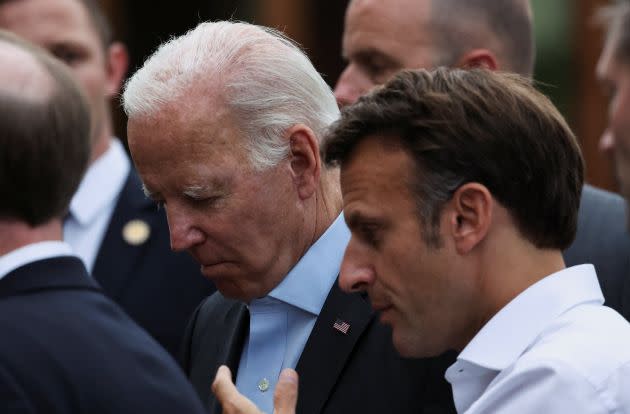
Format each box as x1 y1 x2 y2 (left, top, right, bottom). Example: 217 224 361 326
566 184 630 312
521 303 630 382
580 184 626 215
0 288 206 412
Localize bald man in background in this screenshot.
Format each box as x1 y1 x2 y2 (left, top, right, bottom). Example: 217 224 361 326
0 29 205 414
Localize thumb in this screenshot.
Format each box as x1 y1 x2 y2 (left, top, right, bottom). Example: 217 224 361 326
273 368 298 414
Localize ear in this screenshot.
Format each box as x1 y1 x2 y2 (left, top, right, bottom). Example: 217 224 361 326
456 49 498 71
287 124 321 200
104 41 129 97
447 183 493 255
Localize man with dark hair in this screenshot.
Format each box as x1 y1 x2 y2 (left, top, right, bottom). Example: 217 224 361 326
334 0 630 318
0 0 215 357
328 67 630 413
216 68 630 414
0 29 206 414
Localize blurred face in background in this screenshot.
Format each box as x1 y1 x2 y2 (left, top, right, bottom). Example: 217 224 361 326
597 33 630 210
334 0 436 107
0 0 127 162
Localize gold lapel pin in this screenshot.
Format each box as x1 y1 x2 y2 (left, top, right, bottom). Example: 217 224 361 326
122 219 150 246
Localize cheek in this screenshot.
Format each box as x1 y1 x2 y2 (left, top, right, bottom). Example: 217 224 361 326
611 84 630 129
72 65 108 103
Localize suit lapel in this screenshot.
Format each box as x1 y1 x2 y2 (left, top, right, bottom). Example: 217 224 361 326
92 169 156 300
199 300 249 414
295 281 374 414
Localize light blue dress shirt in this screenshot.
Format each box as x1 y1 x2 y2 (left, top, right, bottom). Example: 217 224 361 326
235 214 350 414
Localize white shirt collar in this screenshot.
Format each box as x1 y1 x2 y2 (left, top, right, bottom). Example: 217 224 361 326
0 241 74 281
69 139 130 226
456 264 603 371
267 214 350 315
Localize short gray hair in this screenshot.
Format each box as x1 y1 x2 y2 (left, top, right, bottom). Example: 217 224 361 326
123 21 339 170
430 0 534 77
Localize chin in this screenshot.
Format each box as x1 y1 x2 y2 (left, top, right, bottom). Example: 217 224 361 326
392 330 444 358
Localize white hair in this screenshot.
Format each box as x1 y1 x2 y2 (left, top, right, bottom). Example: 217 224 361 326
122 21 340 170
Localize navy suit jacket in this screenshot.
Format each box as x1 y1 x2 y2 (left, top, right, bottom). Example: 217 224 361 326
564 184 630 320
181 284 457 414
92 168 215 356
0 256 206 414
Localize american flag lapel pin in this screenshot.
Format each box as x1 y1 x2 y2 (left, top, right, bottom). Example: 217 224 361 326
333 319 350 335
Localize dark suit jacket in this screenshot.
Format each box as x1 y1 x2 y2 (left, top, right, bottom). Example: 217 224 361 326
564 184 630 320
181 283 457 414
92 168 215 356
0 256 206 414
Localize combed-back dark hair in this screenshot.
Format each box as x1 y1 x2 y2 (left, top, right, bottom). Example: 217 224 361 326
430 0 535 76
324 68 584 250
0 30 90 226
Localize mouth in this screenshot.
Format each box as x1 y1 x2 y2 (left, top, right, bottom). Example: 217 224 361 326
370 301 394 322
199 262 233 278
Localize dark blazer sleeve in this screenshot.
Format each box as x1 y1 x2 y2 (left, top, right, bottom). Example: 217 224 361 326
0 364 34 414
180 293 249 412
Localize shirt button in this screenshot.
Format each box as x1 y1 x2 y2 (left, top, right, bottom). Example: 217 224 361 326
258 378 270 392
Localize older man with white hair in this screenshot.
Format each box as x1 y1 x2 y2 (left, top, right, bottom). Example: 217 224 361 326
123 21 456 414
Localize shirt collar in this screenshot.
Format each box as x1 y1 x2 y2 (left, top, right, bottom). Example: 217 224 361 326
69 139 130 226
0 241 74 281
457 264 603 371
267 214 350 316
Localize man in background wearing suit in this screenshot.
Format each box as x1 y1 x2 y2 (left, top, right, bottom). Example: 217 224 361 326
0 0 215 357
123 20 456 414
0 30 206 414
597 0 630 319
334 0 630 316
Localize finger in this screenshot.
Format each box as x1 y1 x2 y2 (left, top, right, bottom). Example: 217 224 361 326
212 365 262 414
273 369 299 414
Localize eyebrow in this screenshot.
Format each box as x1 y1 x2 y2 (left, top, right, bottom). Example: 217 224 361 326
345 209 378 230
343 45 395 62
183 184 214 199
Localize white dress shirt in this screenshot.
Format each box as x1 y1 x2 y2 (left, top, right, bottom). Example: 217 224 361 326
0 241 75 281
64 139 130 273
445 264 630 413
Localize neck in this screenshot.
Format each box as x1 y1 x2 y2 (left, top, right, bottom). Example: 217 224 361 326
0 219 63 256
456 227 566 351
311 168 344 243
89 123 114 164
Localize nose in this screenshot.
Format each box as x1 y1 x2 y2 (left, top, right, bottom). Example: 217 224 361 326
338 238 375 293
334 64 371 108
165 205 205 252
599 128 616 156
